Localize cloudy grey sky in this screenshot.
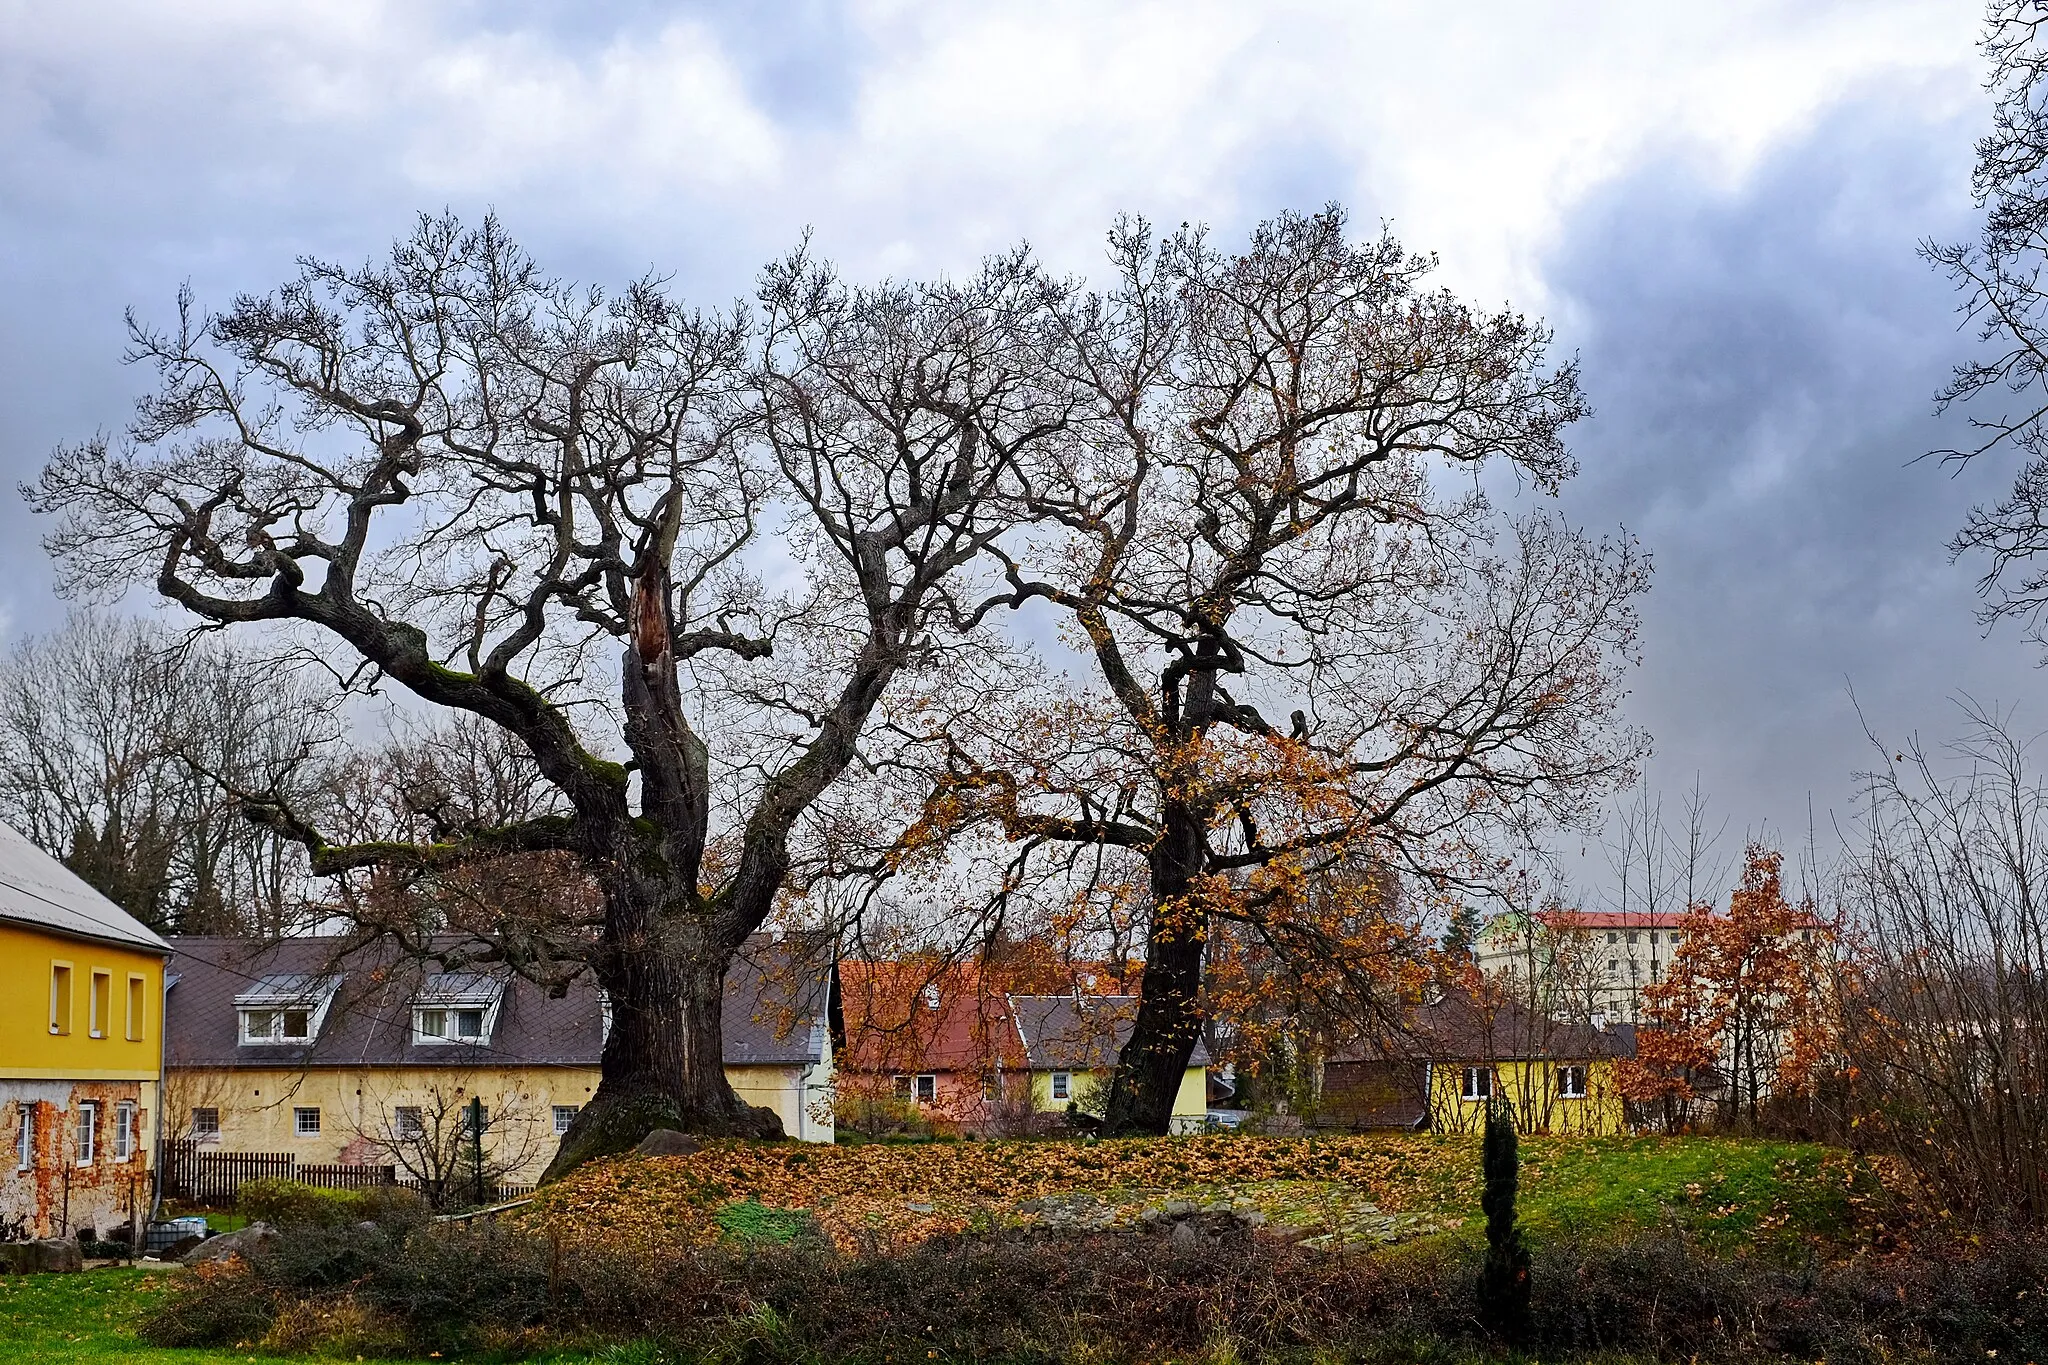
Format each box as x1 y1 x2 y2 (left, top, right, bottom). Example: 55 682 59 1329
0 0 2028 891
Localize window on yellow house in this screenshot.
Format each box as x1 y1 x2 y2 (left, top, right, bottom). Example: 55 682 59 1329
125 975 146 1041
76 1102 96 1166
49 962 72 1035
395 1107 424 1140
14 1104 33 1170
1460 1067 1493 1102
89 970 111 1038
1051 1072 1072 1102
190 1107 219 1139
114 1102 135 1161
1557 1065 1588 1099
294 1107 321 1137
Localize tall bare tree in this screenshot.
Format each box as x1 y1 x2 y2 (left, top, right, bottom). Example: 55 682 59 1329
901 208 1648 1134
0 612 329 934
1927 2 2048 647
28 215 1070 1172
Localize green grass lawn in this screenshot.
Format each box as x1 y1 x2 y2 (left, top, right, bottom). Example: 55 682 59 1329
0 1267 313 1364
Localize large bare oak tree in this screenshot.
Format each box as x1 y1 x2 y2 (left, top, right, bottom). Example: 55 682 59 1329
28 215 1069 1174
900 208 1647 1134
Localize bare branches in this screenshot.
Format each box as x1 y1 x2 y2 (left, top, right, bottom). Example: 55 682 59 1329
1927 5 2048 649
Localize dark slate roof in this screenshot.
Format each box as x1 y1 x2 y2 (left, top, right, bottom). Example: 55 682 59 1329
1327 989 1638 1066
1009 994 1213 1070
164 935 830 1070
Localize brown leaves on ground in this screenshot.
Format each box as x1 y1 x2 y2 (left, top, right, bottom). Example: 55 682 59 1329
522 1135 1478 1253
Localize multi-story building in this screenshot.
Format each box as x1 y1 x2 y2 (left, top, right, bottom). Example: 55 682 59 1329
1474 908 1690 1023
0 820 170 1240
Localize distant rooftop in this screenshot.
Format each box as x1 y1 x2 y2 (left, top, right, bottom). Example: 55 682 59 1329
0 819 171 954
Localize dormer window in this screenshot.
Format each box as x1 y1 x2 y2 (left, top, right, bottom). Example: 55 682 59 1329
411 974 504 1046
234 975 339 1047
417 1006 486 1041
242 1007 313 1043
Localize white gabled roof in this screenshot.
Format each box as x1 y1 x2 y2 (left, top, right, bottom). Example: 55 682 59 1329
0 819 171 955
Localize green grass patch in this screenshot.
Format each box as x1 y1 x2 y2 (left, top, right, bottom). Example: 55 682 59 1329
714 1198 821 1245
1510 1136 1885 1255
0 1267 306 1364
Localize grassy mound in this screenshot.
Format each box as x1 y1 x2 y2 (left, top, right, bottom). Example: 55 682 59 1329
520 1133 1897 1258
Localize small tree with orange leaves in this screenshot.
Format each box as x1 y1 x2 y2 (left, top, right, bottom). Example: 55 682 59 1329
1620 844 1836 1129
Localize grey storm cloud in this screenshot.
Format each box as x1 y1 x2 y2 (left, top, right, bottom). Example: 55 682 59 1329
1542 96 2046 879
0 0 2022 895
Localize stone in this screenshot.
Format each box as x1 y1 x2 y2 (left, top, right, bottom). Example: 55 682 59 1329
633 1129 705 1158
181 1222 281 1266
1236 1209 1267 1228
1171 1220 1200 1250
1164 1200 1194 1217
0 1238 83 1274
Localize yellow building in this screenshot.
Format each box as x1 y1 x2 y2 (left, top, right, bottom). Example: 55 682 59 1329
164 936 834 1195
1006 995 1210 1134
1321 988 1635 1137
1425 1056 1629 1137
0 820 170 1239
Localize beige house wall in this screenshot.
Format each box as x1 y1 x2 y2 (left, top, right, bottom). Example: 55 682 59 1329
172 1058 831 1184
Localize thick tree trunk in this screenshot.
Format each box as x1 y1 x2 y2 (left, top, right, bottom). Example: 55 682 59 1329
539 881 781 1184
1103 802 1210 1136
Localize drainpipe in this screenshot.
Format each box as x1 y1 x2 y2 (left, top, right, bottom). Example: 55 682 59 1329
149 964 170 1226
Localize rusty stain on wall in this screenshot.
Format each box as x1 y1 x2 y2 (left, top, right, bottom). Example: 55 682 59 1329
2 1082 153 1238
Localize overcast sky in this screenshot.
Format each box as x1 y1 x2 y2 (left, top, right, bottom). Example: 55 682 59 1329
0 0 2029 898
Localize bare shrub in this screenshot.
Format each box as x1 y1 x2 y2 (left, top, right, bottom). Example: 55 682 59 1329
1840 704 2048 1225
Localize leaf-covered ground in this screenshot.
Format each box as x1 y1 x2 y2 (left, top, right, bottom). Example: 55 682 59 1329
520 1133 1896 1259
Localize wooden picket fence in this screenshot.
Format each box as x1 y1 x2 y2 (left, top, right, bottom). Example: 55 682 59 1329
162 1140 533 1210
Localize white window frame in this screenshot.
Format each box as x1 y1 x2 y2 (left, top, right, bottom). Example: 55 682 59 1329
125 974 146 1042
190 1106 220 1139
1050 1071 1072 1102
913 1073 937 1104
1557 1065 1588 1100
411 1005 489 1044
75 1101 96 1166
553 1105 579 1135
15 1103 33 1170
293 1106 321 1138
113 1101 135 1161
239 1006 316 1045
88 969 111 1039
395 1106 424 1140
1460 1067 1493 1103
49 961 72 1036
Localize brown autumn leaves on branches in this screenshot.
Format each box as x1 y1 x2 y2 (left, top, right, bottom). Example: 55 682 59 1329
25 203 1647 1161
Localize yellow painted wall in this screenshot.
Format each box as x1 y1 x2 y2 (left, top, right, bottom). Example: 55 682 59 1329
0 920 166 1236
0 922 163 1080
172 1060 827 1182
1024 1066 1208 1128
1426 1058 1627 1136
